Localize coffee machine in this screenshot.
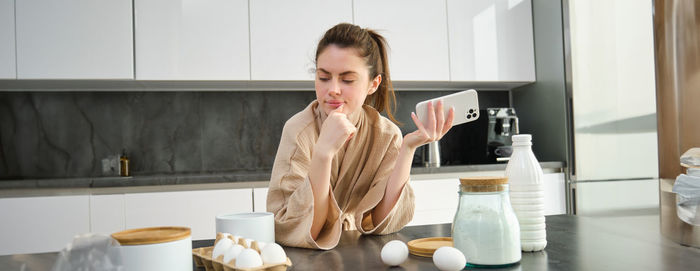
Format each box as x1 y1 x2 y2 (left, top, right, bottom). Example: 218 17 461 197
487 108 519 162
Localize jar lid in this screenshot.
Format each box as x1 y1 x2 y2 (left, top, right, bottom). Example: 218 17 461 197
111 226 191 245
459 176 508 192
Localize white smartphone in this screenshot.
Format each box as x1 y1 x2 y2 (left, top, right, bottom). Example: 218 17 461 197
415 89 479 128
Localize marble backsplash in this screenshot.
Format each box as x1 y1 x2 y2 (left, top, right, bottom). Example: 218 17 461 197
0 91 508 179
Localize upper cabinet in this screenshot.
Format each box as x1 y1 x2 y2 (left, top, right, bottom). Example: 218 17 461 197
134 0 249 80
447 0 535 82
249 0 352 81
4 0 535 85
15 0 133 79
354 0 450 81
0 0 15 79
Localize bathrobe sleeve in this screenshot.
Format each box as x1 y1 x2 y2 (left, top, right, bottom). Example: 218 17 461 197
266 116 343 250
354 126 416 235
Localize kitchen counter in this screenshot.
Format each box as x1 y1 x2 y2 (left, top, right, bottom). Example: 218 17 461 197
2 214 699 270
0 162 564 191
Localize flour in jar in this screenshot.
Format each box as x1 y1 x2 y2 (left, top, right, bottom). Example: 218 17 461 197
452 204 521 265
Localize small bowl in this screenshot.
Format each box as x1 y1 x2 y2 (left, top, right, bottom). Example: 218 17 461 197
216 212 275 243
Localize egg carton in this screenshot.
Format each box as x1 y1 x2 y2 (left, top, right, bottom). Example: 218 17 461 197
192 235 292 271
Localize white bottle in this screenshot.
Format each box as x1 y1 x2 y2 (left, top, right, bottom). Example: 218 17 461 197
505 134 547 251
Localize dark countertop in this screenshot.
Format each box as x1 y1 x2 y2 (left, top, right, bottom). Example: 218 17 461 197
0 162 564 190
3 214 699 271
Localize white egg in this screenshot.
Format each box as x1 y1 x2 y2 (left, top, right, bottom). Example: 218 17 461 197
432 246 466 271
260 243 287 264
235 248 263 268
212 238 234 259
223 244 245 264
257 241 267 250
380 240 408 266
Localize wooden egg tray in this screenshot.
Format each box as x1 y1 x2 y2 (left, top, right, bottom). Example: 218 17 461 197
192 235 292 271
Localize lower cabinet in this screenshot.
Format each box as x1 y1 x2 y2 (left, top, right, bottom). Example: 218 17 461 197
253 187 268 212
0 188 253 255
90 194 126 236
408 172 566 226
408 178 460 226
0 195 90 255
121 189 253 241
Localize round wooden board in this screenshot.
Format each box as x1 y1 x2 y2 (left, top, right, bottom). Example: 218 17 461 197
407 237 453 257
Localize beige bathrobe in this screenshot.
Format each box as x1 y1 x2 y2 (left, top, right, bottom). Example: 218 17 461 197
266 101 415 250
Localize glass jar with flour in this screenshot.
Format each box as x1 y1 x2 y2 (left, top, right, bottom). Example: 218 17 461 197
452 176 521 267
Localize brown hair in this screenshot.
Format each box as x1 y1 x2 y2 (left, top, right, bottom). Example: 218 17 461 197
315 23 399 124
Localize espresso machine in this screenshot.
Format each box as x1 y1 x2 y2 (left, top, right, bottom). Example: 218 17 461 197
487 108 519 162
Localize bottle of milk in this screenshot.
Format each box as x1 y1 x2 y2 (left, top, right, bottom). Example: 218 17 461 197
505 134 547 251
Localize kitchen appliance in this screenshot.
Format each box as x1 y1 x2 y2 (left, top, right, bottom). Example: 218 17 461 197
487 108 519 162
111 226 192 271
566 0 659 216
216 212 275 243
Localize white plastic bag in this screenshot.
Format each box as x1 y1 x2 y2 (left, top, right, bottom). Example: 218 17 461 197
672 173 700 226
50 233 123 271
681 148 700 168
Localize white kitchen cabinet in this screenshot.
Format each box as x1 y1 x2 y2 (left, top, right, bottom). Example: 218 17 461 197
249 0 352 80
15 0 133 79
543 172 566 215
124 189 252 240
0 195 90 255
447 0 535 82
408 172 565 226
354 0 450 81
253 187 268 212
134 0 249 80
89 194 126 236
408 178 460 226
0 0 15 79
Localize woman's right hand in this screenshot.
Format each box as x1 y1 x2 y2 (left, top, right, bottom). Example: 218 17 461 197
315 105 357 157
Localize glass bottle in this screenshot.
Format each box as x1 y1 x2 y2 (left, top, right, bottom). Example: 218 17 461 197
120 149 130 177
452 176 521 267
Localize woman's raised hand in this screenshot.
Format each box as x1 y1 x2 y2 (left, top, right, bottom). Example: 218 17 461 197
315 105 358 156
404 100 454 150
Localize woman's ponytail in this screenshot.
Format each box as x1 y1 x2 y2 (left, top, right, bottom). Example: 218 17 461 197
366 30 398 124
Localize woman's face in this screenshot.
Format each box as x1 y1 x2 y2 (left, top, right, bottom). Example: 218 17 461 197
315 44 380 116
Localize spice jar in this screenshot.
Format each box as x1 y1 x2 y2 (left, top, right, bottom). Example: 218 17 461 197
452 176 521 267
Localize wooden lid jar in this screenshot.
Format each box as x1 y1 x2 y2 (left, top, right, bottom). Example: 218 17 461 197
112 226 192 271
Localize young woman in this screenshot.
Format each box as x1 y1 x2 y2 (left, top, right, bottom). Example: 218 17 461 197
267 23 454 249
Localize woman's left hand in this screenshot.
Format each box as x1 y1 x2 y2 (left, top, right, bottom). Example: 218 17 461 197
403 100 455 150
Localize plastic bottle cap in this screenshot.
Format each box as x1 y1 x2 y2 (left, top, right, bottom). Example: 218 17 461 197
512 134 532 142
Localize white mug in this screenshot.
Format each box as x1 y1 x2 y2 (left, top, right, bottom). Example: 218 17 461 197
216 212 275 243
